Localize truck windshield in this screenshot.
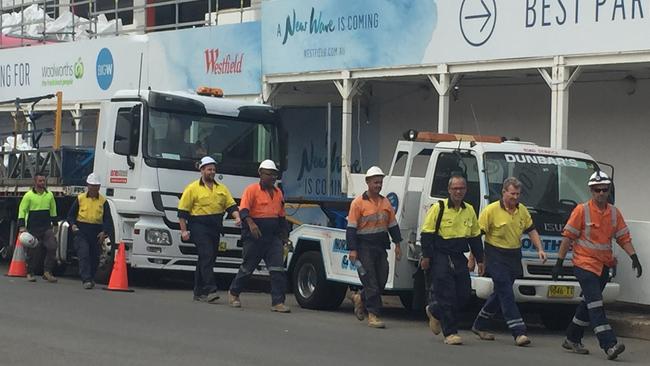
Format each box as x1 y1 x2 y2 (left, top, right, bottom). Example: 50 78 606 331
484 152 600 214
145 109 279 176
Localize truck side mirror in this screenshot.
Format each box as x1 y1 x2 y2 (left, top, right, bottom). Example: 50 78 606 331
114 118 133 156
114 105 141 169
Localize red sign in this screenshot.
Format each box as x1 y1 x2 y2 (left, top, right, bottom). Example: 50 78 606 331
204 48 244 74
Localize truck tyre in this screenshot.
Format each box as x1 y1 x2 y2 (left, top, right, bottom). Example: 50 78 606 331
540 304 575 331
292 251 346 310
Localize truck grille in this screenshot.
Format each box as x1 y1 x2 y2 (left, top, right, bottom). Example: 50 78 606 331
527 264 574 277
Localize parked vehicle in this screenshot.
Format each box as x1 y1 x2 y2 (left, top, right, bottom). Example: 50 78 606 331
285 131 620 330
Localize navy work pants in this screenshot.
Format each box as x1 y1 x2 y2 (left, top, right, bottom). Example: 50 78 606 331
26 228 57 274
229 237 286 305
429 252 471 336
190 223 220 297
74 225 102 282
357 244 389 316
566 266 617 350
473 260 527 338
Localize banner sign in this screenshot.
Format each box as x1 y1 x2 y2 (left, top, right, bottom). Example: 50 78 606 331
147 22 262 96
0 22 262 103
262 0 650 74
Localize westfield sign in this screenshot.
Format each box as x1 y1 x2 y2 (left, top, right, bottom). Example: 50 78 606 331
204 48 244 74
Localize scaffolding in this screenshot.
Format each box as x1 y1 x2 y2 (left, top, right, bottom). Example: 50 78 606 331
0 0 257 48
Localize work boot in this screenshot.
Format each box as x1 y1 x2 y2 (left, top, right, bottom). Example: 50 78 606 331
205 292 220 303
367 313 385 329
515 335 531 347
606 343 625 360
42 272 57 283
351 292 365 321
425 305 441 335
270 303 291 313
228 292 241 308
444 334 463 345
471 327 495 341
26 274 36 282
562 339 589 355
83 281 94 290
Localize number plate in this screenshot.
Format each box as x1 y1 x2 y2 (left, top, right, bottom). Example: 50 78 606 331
548 285 574 298
218 242 227 252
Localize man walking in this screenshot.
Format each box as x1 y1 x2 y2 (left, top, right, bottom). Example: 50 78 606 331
420 175 484 345
228 160 291 313
553 171 642 360
178 156 240 303
17 172 59 283
472 177 547 346
67 173 114 289
347 166 403 328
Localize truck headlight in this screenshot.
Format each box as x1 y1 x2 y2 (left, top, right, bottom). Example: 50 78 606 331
145 229 172 245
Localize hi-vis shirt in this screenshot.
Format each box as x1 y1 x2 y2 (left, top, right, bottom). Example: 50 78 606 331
479 200 535 249
178 179 238 228
67 193 112 233
420 199 483 260
346 192 402 250
18 189 57 231
562 200 631 276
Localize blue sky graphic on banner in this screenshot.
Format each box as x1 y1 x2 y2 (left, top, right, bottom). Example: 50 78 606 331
262 0 437 74
147 22 262 95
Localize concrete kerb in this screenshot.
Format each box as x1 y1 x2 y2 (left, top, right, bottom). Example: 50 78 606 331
607 302 650 341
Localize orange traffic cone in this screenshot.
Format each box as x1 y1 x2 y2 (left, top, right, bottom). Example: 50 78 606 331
103 241 133 292
6 235 27 277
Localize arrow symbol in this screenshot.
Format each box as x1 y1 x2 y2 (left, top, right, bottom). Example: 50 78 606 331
464 0 492 32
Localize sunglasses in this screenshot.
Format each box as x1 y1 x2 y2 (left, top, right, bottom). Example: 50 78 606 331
592 188 609 193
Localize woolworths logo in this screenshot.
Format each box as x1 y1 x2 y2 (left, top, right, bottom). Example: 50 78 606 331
41 57 84 87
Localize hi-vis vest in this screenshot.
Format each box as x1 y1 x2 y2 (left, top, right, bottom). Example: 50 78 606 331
76 193 107 225
563 201 631 275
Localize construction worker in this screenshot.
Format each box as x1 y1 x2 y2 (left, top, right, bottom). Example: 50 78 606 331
347 166 403 328
178 156 240 303
553 171 642 360
471 177 547 346
228 159 291 313
420 175 484 345
17 172 59 283
66 173 114 289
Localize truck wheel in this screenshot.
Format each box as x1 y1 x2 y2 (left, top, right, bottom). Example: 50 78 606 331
292 251 346 310
540 304 575 331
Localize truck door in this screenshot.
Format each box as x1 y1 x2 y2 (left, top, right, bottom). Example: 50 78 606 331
419 151 481 233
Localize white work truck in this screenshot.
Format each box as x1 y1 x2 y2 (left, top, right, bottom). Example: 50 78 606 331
286 132 620 330
1 89 283 277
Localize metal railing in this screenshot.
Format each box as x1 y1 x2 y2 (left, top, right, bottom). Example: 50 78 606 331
1 0 256 48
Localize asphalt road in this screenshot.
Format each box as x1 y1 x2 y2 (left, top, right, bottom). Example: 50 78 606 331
0 268 648 366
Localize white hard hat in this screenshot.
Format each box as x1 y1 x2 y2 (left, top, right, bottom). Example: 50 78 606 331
18 231 38 249
365 166 385 178
258 159 279 171
588 171 611 186
199 156 217 169
86 173 101 185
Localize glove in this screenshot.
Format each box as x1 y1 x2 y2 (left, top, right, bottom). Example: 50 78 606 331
631 254 643 278
552 258 564 281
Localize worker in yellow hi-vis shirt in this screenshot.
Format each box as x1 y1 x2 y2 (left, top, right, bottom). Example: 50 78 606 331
471 177 547 347
178 156 240 304
420 175 483 345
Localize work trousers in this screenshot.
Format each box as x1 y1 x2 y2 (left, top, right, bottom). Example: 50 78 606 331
190 223 220 297
473 260 527 338
566 266 617 350
74 224 102 283
26 228 57 274
357 244 389 316
229 237 286 305
429 252 471 336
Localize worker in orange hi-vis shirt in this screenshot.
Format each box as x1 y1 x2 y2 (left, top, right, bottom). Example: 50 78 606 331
553 171 642 360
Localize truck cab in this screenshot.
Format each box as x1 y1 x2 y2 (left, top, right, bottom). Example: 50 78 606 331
287 132 620 329
58 89 284 275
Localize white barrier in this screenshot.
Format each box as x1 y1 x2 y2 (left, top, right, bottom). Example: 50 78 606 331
614 220 650 305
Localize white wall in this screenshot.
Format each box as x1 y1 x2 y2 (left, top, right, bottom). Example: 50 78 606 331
369 77 650 222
